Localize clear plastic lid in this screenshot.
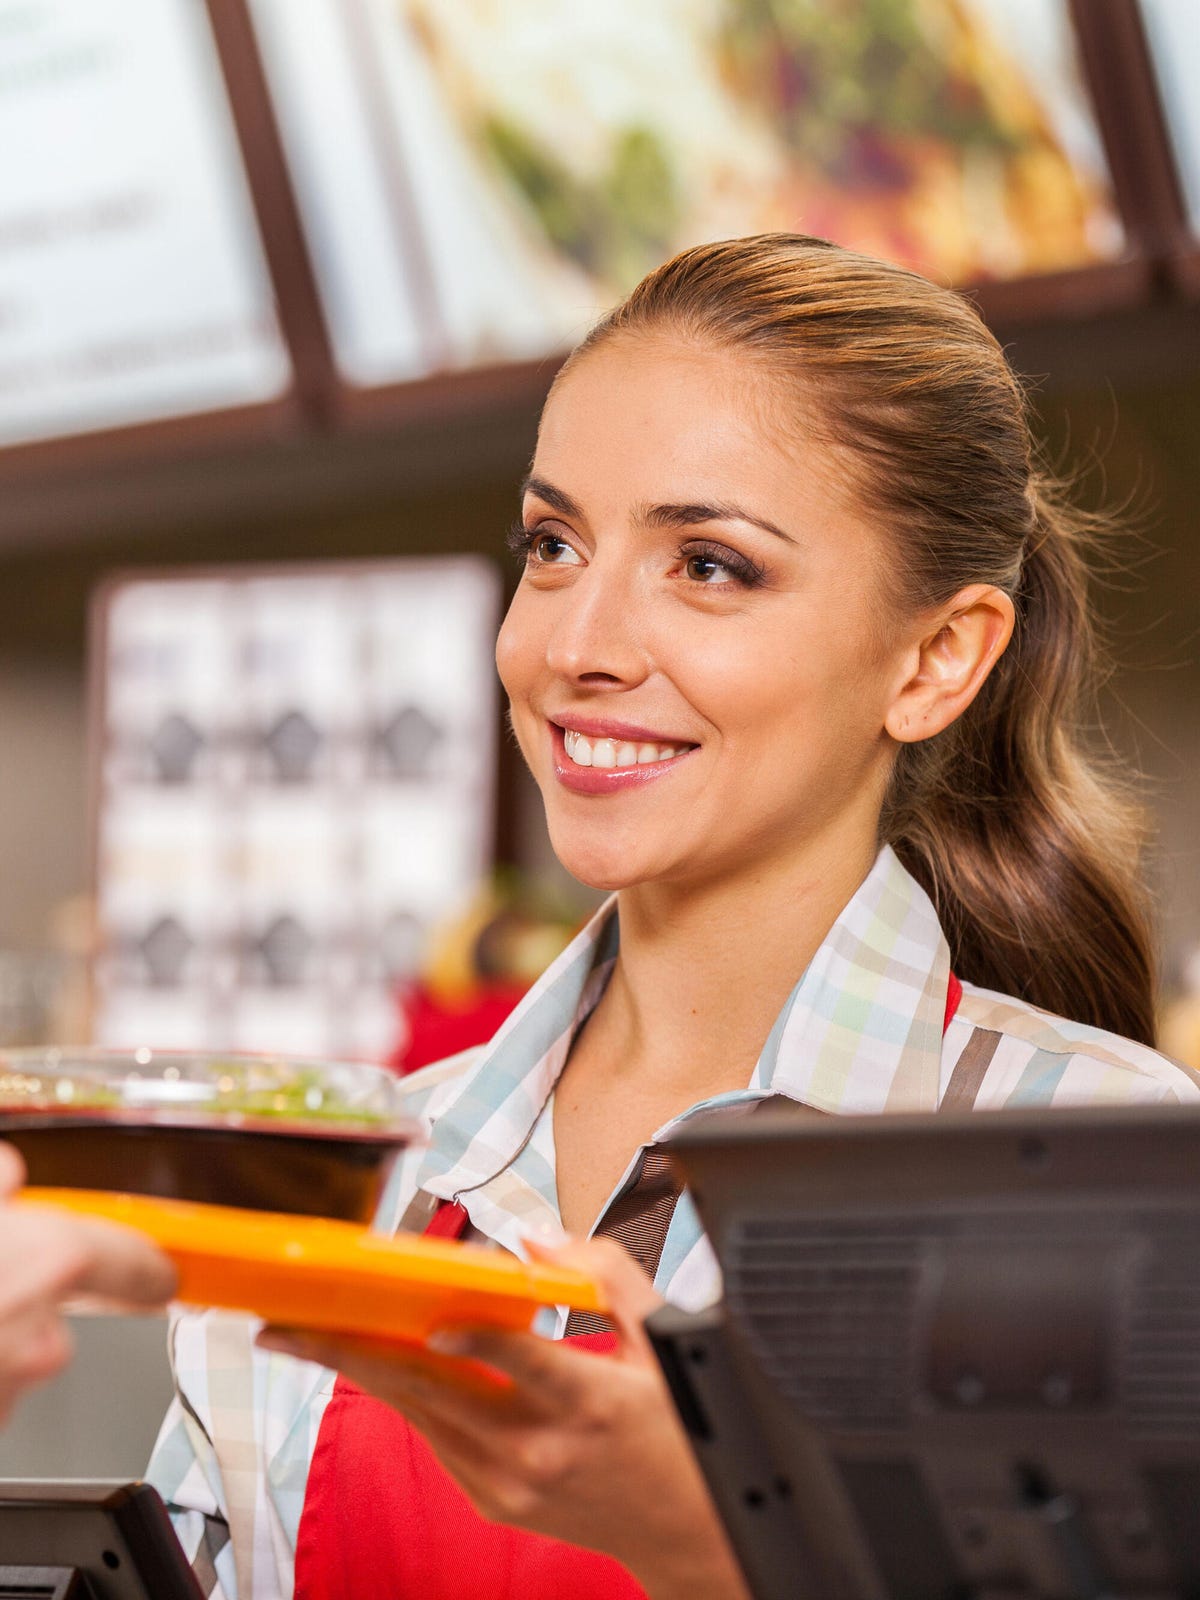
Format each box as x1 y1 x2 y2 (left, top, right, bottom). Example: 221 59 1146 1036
0 1046 419 1141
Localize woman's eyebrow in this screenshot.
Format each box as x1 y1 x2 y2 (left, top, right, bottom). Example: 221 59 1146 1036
519 477 797 546
519 475 584 519
639 500 797 544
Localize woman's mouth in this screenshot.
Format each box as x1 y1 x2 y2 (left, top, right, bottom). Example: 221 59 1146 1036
550 723 696 794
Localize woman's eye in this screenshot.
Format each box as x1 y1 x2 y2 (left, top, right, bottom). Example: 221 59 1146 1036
530 532 582 566
679 542 767 588
685 553 730 583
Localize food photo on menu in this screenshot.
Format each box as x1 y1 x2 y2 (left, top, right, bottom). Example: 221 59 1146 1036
2 1 1200 1598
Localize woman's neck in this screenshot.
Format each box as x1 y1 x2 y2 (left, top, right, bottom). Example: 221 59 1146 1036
552 828 882 1235
591 829 882 1099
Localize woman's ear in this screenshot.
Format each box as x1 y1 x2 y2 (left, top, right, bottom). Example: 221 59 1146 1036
884 584 1015 743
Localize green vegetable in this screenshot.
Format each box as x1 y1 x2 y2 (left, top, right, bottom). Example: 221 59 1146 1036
0 1058 398 1128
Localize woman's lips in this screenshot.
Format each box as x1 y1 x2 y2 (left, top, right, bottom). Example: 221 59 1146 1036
549 722 696 795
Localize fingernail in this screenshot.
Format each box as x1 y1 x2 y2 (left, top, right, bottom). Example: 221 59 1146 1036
257 1332 300 1356
521 1218 568 1247
427 1331 468 1357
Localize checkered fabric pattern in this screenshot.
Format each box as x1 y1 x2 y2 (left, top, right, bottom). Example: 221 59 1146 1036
146 845 1199 1598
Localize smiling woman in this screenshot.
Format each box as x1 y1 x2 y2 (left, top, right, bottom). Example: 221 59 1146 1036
147 236 1199 1600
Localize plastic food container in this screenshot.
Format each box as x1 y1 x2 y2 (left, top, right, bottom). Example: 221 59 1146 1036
0 1048 421 1223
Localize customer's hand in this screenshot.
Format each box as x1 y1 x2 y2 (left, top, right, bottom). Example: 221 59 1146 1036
0 1142 177 1424
259 1235 750 1600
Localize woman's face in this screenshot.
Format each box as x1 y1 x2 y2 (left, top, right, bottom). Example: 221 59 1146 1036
496 334 911 894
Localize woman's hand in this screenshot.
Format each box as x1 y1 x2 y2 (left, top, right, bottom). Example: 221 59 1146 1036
258 1235 750 1600
0 1143 178 1424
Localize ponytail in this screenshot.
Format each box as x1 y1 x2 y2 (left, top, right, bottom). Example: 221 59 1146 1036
883 477 1157 1044
579 234 1159 1044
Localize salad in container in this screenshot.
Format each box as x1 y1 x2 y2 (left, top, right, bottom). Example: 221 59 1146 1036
0 1048 420 1223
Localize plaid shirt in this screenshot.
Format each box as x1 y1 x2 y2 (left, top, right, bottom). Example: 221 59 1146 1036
146 845 1199 1599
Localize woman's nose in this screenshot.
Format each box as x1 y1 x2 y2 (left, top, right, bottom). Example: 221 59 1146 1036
544 565 649 687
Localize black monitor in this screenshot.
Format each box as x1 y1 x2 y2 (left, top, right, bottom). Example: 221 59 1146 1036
0 1481 202 1599
649 1102 1200 1600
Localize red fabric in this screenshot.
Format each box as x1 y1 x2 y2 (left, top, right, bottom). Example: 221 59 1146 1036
944 969 963 1033
947 966 966 1030
422 1199 471 1240
391 983 530 1074
294 1341 647 1600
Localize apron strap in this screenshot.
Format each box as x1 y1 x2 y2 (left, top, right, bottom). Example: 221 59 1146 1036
944 969 963 1032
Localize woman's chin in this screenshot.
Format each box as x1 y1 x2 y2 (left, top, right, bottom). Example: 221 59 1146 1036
547 830 658 894
561 859 643 894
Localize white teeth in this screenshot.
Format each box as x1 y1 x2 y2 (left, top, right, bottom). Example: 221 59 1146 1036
564 728 592 766
563 727 688 769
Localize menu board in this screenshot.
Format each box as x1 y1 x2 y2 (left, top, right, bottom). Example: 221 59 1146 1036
246 0 585 383
1139 0 1200 238
0 0 290 449
92 558 500 1061
249 0 1125 386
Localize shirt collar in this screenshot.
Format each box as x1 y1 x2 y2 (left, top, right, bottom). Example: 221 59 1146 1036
414 845 951 1212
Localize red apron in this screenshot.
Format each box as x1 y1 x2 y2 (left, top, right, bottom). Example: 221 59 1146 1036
294 972 965 1598
293 1196 647 1599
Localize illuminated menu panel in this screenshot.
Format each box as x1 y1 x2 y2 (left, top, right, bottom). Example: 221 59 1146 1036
93 558 500 1062
0 0 290 449
251 0 1125 388
246 0 583 383
1139 0 1200 237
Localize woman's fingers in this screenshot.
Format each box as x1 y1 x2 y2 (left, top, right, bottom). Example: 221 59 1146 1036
525 1234 665 1354
257 1324 622 1534
255 1321 577 1525
256 1327 515 1406
422 1237 667 1412
424 1322 602 1405
256 1322 606 1469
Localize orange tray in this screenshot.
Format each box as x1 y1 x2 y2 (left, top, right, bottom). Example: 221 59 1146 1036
22 1187 607 1344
